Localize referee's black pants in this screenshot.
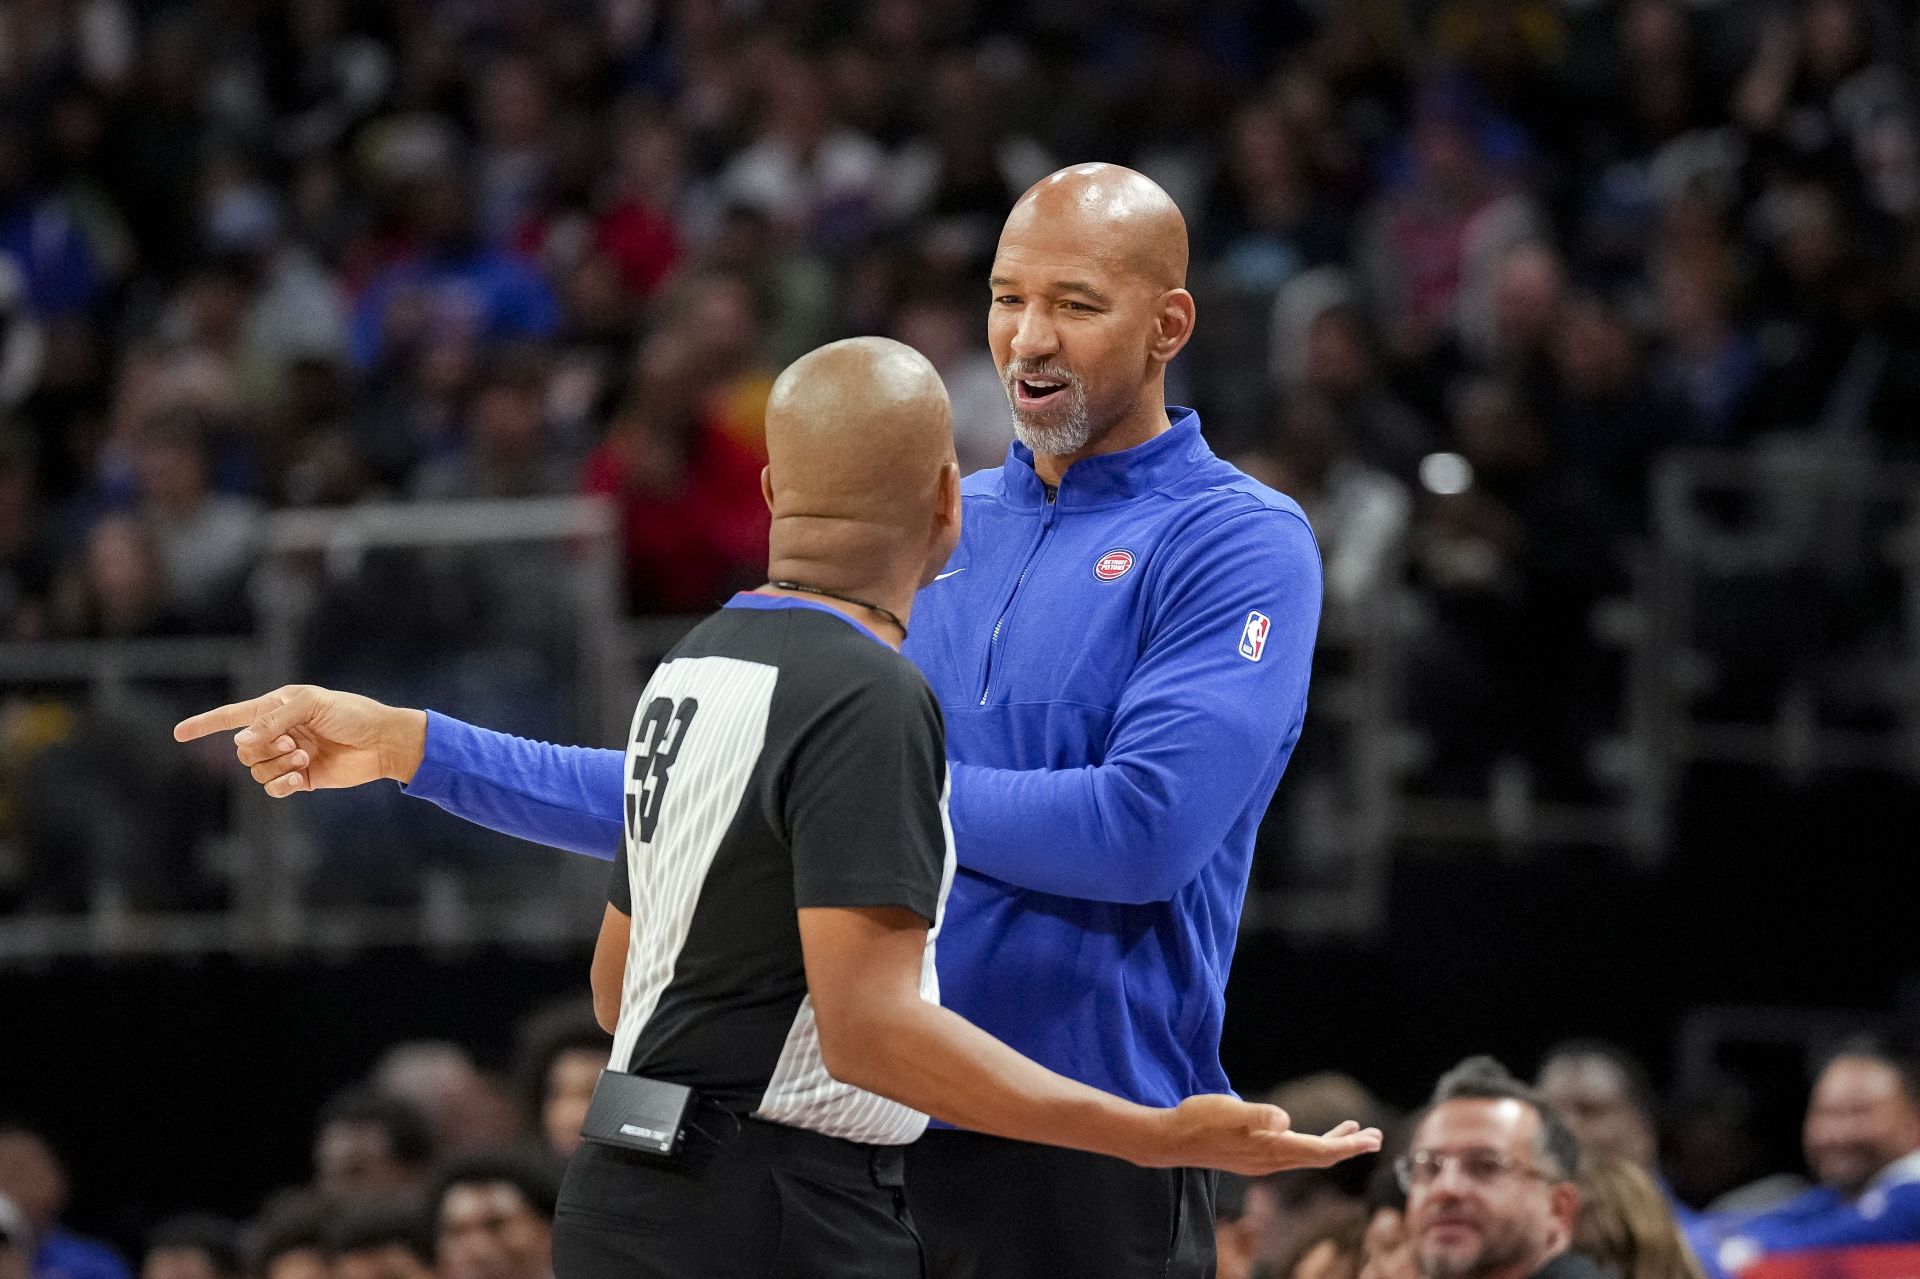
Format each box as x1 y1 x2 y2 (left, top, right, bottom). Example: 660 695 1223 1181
553 1117 923 1278
904 1128 1217 1278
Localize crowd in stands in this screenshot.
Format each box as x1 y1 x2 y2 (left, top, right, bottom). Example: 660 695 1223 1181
1214 1038 1920 1279
0 1000 609 1279
4 1025 1916 1279
2 0 1918 870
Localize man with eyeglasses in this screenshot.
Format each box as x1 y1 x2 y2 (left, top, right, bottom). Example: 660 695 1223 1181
1398 1057 1608 1279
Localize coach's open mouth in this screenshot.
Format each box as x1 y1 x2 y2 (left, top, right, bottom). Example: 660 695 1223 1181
1015 378 1067 407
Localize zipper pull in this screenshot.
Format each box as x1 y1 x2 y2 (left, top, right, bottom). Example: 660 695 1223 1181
1045 486 1057 503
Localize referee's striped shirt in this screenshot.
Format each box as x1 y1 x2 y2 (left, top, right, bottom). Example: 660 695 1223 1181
606 592 955 1146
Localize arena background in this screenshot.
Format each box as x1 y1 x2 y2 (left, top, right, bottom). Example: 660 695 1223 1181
0 0 1916 1266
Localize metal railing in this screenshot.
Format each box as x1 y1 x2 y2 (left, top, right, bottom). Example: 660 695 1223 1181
1614 445 1920 857
1360 444 1920 868
0 497 628 963
1673 1004 1898 1087
0 636 263 960
10 446 1906 959
1244 555 1414 940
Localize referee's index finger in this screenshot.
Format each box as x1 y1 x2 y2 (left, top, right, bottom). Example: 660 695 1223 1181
173 695 275 742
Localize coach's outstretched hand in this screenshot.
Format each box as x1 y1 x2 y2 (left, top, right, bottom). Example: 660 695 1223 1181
1155 1094 1381 1177
173 685 426 797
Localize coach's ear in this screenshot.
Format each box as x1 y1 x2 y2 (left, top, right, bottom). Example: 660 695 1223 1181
761 465 775 513
1151 288 1196 365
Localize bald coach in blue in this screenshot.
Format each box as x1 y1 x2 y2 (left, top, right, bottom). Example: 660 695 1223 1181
905 416 1316 1103
890 163 1322 1278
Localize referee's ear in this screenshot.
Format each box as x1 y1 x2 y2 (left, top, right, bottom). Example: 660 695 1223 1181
936 460 961 528
928 459 961 571
761 465 775 514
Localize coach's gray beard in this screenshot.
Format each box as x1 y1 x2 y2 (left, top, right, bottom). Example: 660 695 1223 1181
1009 386 1094 457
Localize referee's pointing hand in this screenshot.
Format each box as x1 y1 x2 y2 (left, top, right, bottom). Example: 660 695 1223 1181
173 684 427 798
1157 1094 1382 1177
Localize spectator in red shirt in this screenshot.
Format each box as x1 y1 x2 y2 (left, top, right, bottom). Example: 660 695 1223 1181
591 111 687 301
579 326 768 614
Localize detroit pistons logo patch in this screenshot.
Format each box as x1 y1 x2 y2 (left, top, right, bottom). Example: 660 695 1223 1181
1093 549 1135 582
1239 611 1271 662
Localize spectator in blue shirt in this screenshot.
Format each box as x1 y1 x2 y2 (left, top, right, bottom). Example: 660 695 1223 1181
1704 1039 1920 1274
0 1127 132 1279
349 168 559 373
0 131 103 320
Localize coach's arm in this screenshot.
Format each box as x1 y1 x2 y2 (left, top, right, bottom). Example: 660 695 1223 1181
945 508 1322 905
173 688 627 859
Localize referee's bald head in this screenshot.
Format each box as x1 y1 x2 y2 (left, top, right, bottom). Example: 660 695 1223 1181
761 336 962 593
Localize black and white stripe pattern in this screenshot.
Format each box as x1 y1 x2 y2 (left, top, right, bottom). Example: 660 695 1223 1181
606 601 956 1146
610 655 778 1077
756 778 954 1144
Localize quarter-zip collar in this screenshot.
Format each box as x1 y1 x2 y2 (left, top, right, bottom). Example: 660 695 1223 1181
999 407 1205 510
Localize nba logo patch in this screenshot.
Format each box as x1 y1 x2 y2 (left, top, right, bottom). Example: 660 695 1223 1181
1093 549 1135 582
1238 611 1271 662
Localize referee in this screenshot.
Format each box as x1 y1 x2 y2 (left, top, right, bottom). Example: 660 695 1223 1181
177 339 1378 1277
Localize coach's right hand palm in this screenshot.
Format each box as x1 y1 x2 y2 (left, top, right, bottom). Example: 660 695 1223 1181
173 684 424 797
1160 1094 1381 1177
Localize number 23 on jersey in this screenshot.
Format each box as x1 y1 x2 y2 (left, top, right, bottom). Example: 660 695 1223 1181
626 697 699 845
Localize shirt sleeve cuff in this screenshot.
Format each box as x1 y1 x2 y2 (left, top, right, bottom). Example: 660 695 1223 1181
398 709 477 799
792 877 940 925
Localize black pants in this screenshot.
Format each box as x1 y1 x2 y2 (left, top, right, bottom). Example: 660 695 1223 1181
553 1117 923 1278
904 1129 1216 1278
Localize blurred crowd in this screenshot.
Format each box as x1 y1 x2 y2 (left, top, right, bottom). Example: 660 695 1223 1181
3 1025 1917 1279
0 998 610 1279
1210 1039 1920 1279
0 0 1915 614
0 0 1915 876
